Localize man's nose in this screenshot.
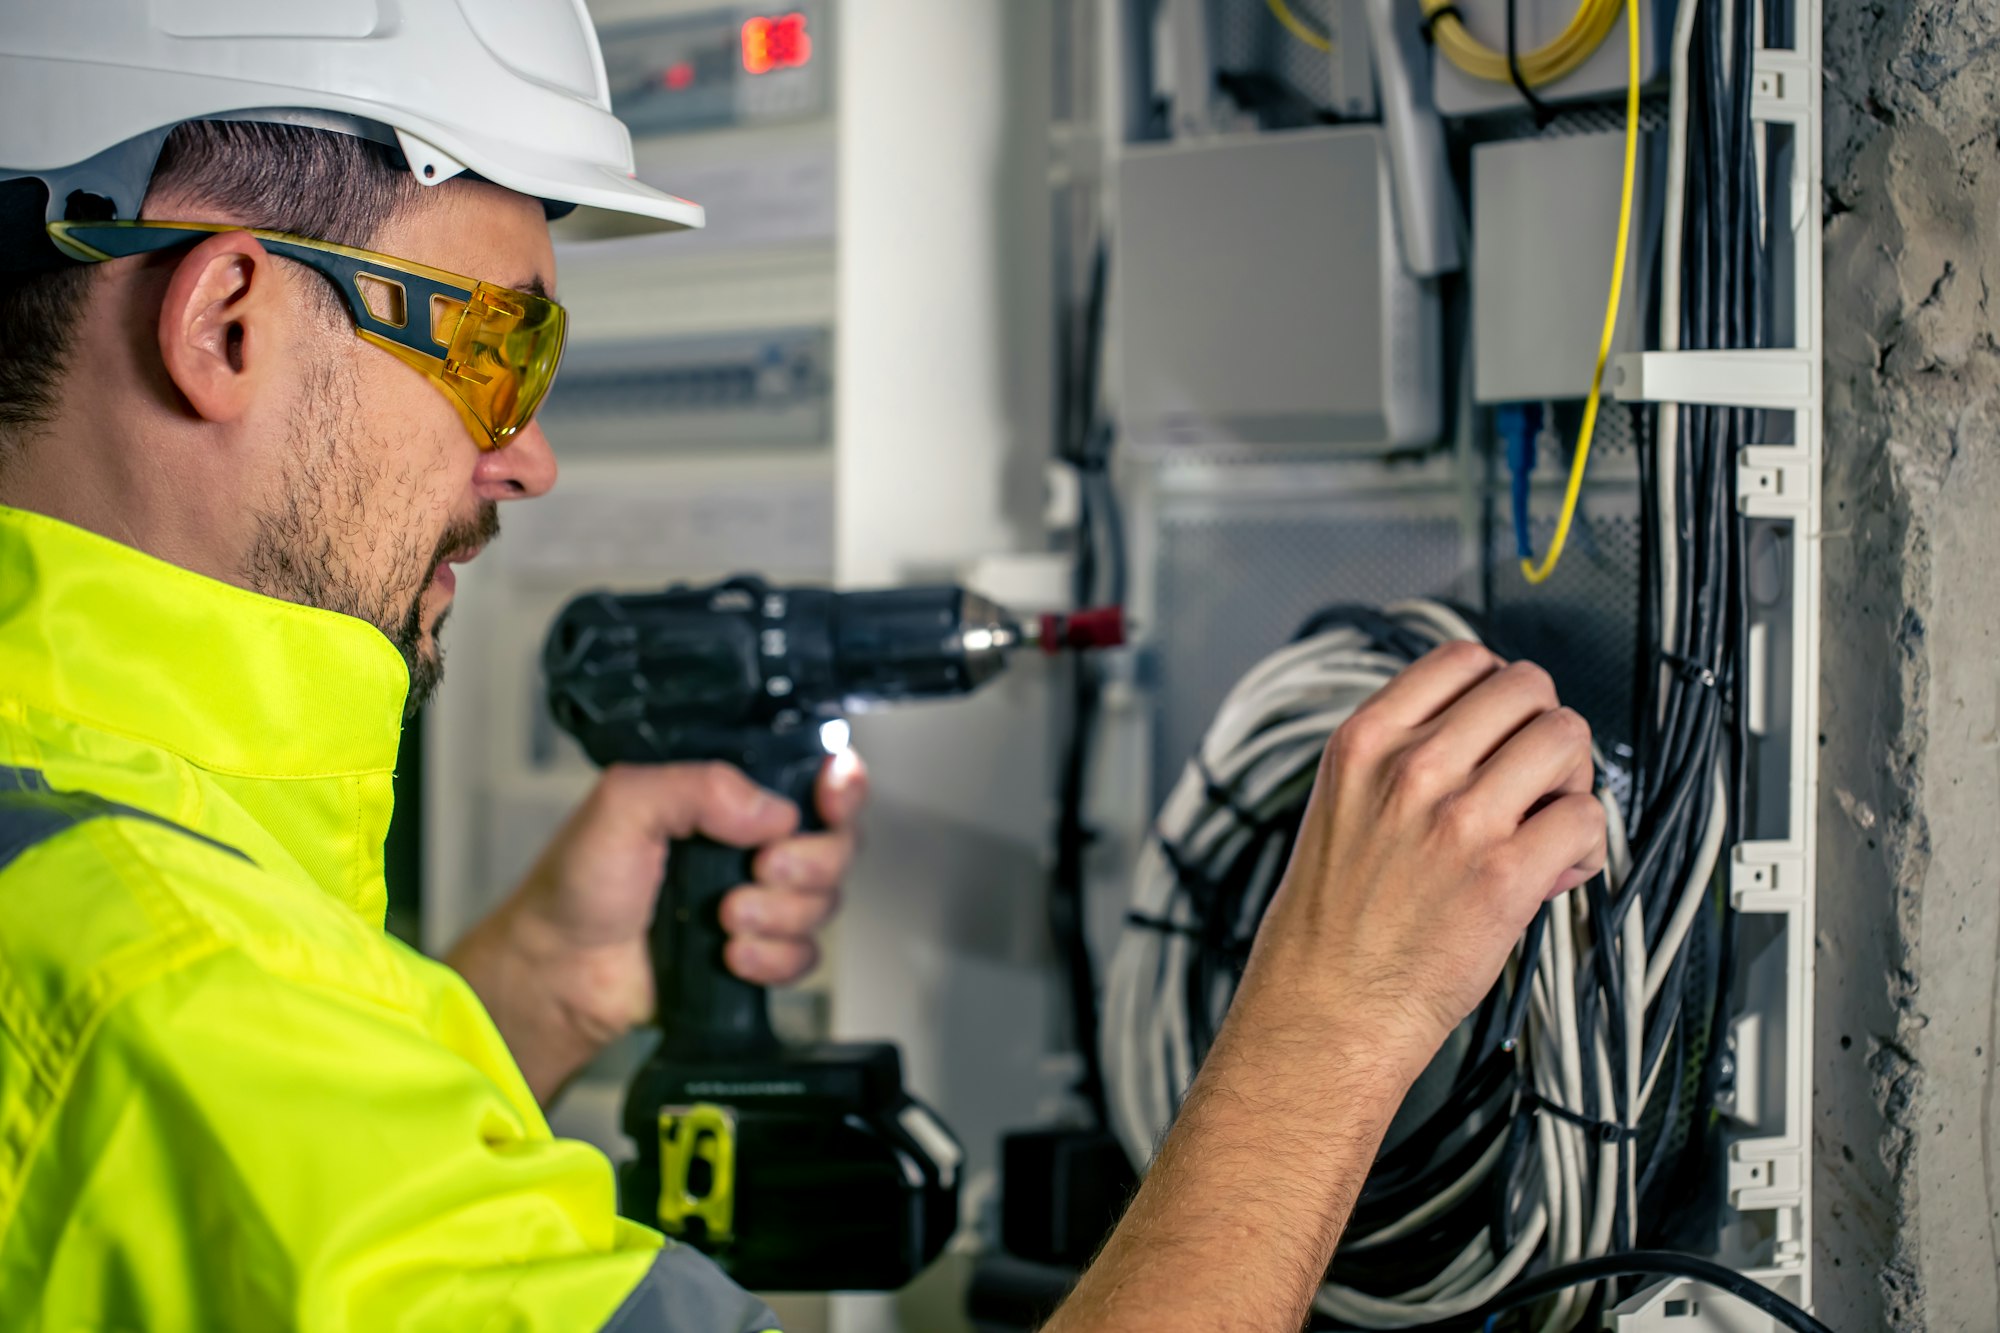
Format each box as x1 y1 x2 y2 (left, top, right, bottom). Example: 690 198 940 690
473 419 558 500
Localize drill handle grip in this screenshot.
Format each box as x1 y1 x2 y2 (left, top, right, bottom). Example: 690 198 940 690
655 733 828 1057
655 836 775 1056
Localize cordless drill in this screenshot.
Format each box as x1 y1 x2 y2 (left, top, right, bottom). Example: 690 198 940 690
542 576 1123 1292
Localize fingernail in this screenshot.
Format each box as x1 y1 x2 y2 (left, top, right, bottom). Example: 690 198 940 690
764 853 801 887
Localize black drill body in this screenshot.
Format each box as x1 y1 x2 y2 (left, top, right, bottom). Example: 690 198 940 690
543 576 1026 1292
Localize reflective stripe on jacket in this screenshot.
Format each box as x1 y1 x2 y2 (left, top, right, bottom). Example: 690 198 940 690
0 505 779 1332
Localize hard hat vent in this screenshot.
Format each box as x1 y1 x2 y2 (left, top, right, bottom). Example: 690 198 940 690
152 0 384 39
455 0 604 104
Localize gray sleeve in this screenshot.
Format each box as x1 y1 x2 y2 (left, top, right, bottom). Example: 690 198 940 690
599 1243 784 1333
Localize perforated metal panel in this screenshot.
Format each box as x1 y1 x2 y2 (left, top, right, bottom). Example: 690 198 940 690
1142 423 1646 807
1472 93 1670 141
1484 404 1646 750
1487 494 1644 750
1149 485 1471 802
1206 0 1334 108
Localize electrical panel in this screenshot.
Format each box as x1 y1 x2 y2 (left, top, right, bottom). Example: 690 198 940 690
598 1 831 136
1096 0 1824 1326
537 327 833 453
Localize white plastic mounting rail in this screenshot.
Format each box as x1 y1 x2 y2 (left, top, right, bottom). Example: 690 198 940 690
1605 3 1824 1325
1609 349 1816 413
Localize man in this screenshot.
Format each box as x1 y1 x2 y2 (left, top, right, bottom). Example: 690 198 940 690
0 5 1605 1331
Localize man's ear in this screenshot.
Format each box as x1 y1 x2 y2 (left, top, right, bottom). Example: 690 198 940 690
156 229 281 424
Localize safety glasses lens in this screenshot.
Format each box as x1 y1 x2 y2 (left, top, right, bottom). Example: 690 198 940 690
438 284 567 446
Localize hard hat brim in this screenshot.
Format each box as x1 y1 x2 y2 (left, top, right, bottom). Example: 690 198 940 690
477 153 705 234
386 123 704 234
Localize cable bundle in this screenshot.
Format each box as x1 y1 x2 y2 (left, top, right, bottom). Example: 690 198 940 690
1105 601 1710 1329
1617 0 1768 1250
1105 600 1489 1167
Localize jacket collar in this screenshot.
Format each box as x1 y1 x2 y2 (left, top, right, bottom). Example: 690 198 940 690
0 504 408 781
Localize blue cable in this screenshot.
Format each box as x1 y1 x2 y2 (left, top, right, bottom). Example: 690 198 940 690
1498 403 1543 562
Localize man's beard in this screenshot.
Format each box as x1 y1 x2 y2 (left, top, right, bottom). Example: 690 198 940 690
242 365 500 717
380 502 500 713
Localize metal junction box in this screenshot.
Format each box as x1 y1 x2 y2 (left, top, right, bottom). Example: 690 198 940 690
1473 129 1650 404
1113 126 1443 454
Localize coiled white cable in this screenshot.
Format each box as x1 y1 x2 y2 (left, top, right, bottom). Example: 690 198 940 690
1104 602 1670 1330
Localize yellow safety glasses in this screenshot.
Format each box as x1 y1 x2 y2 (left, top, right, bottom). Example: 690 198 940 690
48 219 567 448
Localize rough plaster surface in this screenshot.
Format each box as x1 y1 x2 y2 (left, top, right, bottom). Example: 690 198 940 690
1820 2 2000 1327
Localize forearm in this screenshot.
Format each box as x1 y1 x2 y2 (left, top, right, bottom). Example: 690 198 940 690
1045 992 1426 1333
446 896 629 1105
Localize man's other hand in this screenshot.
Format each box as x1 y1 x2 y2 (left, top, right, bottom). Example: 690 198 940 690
1043 643 1606 1333
450 754 867 1102
1234 641 1608 1077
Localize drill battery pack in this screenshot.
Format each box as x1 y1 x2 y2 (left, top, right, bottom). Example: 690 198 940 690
620 1040 961 1292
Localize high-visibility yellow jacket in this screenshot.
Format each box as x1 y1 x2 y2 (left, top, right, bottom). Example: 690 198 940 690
0 504 779 1332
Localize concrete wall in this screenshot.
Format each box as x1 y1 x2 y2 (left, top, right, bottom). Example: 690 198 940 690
1819 2 2000 1327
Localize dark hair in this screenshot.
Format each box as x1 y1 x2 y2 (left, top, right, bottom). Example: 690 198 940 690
0 120 426 448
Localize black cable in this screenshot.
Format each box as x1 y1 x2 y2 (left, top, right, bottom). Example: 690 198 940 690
1613 0 1765 1259
1495 904 1547 1052
1051 239 1116 1128
1582 874 1628 1093
1438 1251 1835 1333
1707 0 1764 1226
1631 402 1660 817
1075 245 1108 466
1503 0 1556 126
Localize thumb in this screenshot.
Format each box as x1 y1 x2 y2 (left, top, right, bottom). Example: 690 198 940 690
599 761 801 850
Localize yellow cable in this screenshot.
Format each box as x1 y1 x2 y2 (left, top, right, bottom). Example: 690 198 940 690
1420 0 1623 89
1266 0 1332 52
1519 0 1639 586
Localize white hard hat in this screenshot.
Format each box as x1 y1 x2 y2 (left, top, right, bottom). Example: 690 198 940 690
0 0 703 268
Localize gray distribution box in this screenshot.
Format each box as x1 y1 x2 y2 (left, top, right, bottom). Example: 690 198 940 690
1473 130 1649 404
1114 126 1442 453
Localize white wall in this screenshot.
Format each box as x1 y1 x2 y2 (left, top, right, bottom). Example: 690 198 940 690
831 3 1065 1329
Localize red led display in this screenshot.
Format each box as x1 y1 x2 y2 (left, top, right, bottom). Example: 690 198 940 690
741 12 811 76
662 60 696 91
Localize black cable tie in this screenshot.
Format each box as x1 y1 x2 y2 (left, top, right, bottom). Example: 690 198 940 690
1521 1090 1639 1144
1192 754 1274 834
1659 652 1720 689
1417 2 1463 44
1154 831 1220 904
